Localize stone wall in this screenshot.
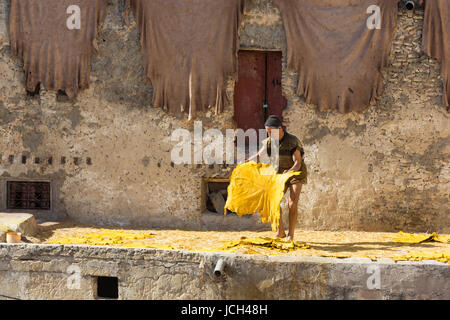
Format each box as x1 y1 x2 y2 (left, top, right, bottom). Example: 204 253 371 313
281 7 449 232
0 243 448 300
0 0 448 232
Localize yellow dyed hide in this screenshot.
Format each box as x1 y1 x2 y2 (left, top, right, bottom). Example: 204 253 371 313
49 229 156 246
224 162 300 231
216 236 310 253
389 231 450 244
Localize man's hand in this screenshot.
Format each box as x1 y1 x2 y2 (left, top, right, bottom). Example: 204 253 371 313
245 156 256 163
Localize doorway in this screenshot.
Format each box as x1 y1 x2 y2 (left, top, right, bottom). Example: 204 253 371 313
233 50 287 134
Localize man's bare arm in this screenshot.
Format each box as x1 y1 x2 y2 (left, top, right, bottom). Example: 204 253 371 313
246 147 265 163
283 149 302 173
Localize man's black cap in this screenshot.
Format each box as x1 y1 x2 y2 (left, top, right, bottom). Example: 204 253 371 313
264 115 283 127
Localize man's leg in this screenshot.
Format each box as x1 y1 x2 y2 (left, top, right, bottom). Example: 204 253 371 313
276 207 287 238
287 183 302 241
276 184 290 238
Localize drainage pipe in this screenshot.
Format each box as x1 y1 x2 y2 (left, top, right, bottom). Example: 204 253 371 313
214 259 225 277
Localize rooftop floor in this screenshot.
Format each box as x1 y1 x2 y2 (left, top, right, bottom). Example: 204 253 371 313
26 220 450 264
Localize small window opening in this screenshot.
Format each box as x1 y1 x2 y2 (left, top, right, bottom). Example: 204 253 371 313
206 181 228 214
7 181 51 210
205 179 238 216
97 276 118 299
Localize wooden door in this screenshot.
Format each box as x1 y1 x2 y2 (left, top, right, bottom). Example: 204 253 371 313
266 52 286 121
234 51 287 133
233 51 266 132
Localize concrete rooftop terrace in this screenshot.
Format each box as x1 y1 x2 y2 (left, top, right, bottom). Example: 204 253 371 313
1 220 449 300
25 221 450 263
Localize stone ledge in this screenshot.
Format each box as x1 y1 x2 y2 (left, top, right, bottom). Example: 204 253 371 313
0 243 449 299
1 242 448 266
0 213 38 240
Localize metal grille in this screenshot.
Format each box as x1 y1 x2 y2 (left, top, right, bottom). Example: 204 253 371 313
7 181 51 210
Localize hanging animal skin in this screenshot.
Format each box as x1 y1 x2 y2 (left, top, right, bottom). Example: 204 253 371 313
125 0 246 119
9 0 108 98
272 0 400 113
420 0 450 112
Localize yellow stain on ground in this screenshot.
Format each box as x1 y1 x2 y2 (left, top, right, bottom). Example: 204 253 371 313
390 251 450 264
41 225 449 265
120 242 177 250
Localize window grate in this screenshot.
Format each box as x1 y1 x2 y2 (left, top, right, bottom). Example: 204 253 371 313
6 181 51 210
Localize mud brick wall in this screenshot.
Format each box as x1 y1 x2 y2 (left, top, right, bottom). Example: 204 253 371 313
0 0 448 232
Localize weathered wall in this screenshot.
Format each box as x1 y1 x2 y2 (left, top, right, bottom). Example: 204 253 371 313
0 243 449 300
0 0 448 232
281 7 450 232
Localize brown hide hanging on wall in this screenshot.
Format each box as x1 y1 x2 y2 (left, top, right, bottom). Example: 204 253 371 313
9 0 107 98
127 0 246 119
272 0 399 113
421 0 450 112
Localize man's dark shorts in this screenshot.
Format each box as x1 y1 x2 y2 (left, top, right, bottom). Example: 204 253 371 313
285 160 308 188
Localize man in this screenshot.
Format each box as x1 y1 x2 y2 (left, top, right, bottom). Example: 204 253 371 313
247 115 307 240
